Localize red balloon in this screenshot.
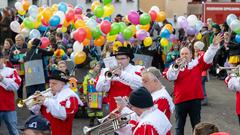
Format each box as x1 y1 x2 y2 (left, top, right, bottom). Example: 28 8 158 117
65 10 75 22
74 15 83 22
40 37 50 49
75 8 82 15
149 10 157 22
100 20 111 34
41 18 49 26
73 28 87 42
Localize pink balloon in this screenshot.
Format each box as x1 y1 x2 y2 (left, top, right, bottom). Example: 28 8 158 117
73 28 87 42
136 30 148 40
100 20 111 34
75 8 82 15
149 10 157 22
40 37 50 49
128 11 140 25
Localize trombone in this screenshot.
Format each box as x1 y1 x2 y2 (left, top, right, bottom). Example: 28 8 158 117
83 112 133 135
216 65 240 77
17 88 51 108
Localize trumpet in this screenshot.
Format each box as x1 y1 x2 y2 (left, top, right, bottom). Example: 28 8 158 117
173 58 187 71
105 66 122 80
98 108 118 123
216 65 240 76
83 112 133 135
17 88 51 108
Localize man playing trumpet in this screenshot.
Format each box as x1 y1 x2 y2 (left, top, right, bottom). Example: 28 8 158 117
164 34 223 135
28 70 83 135
96 46 143 112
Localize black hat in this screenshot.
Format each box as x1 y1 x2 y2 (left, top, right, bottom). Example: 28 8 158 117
111 46 134 60
32 38 42 47
116 14 123 18
129 87 154 108
49 70 69 82
19 115 50 131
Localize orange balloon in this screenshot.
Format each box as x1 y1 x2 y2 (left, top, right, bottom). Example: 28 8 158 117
94 36 105 46
164 24 173 33
74 19 86 29
82 38 90 46
74 51 87 65
22 0 30 11
82 27 92 39
38 7 44 13
140 24 150 31
63 19 71 27
42 8 52 21
156 11 166 22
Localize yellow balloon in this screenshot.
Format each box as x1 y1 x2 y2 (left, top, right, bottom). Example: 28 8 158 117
128 25 136 35
74 51 87 65
113 41 122 51
42 8 52 21
144 37 153 47
38 7 44 13
18 10 26 16
164 24 173 33
107 34 117 42
160 38 169 47
156 11 166 22
140 24 150 31
74 20 86 29
36 13 42 22
61 27 67 33
103 4 115 17
34 21 41 29
196 33 202 40
51 4 58 12
63 19 71 27
91 1 101 11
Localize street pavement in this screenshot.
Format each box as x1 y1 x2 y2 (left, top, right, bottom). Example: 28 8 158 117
0 77 239 135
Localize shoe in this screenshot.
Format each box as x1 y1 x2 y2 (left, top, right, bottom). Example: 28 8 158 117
201 98 208 106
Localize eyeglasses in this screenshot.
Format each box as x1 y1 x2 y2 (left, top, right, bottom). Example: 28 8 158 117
116 57 128 60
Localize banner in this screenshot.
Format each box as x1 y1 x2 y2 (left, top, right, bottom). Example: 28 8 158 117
133 54 153 68
24 60 45 86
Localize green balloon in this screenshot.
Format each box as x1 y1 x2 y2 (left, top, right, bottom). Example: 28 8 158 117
123 28 133 40
91 27 101 39
140 13 151 25
119 22 127 33
23 18 35 29
94 6 104 18
110 23 121 35
103 0 112 5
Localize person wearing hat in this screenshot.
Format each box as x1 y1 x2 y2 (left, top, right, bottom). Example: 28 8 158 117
117 87 171 135
83 60 103 126
20 115 51 135
0 52 21 135
164 34 223 135
141 67 174 135
96 46 143 112
28 69 83 135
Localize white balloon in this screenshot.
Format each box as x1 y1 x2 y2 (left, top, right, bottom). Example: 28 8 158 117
20 28 30 38
227 14 238 26
150 6 160 13
73 41 84 52
10 21 21 33
28 5 38 18
55 11 65 24
15 2 23 11
187 15 198 27
230 19 240 32
29 29 41 39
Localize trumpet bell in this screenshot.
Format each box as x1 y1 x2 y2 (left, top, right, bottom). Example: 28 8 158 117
17 100 24 108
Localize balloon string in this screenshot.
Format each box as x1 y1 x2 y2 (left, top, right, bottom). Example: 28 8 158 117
17 15 24 21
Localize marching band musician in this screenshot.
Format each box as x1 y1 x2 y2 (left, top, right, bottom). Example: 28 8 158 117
96 46 143 112
0 52 21 135
164 34 223 135
28 70 83 135
117 87 172 135
141 67 174 135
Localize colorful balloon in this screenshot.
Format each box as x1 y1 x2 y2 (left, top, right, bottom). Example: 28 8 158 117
73 41 84 52
10 21 21 33
196 33 202 40
107 34 117 42
74 51 87 65
136 30 148 40
91 27 102 39
82 27 92 39
156 11 166 22
29 29 41 39
49 15 60 27
128 11 140 25
110 23 121 35
160 38 169 47
22 0 30 11
235 34 240 43
103 4 114 17
94 36 105 46
164 24 173 33
227 14 237 26
73 28 87 42
65 9 75 22
122 28 133 40
23 18 35 29
143 37 153 47
117 33 125 43
140 13 151 25
119 22 127 32
74 19 86 29
91 1 101 11
187 15 198 27
40 37 50 49
15 2 23 11
58 2 68 13
149 10 157 22
100 20 111 34
160 29 171 38
94 6 104 18
103 0 112 5
82 38 90 46
150 6 160 13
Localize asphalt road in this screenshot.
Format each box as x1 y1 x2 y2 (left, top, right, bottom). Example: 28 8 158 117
0 77 239 135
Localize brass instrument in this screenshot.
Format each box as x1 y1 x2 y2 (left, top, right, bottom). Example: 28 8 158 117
217 65 240 77
17 88 51 108
173 58 187 71
105 66 122 80
97 108 118 123
83 112 133 135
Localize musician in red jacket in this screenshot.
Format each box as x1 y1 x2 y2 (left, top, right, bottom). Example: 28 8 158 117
164 34 223 135
0 52 21 135
96 46 143 112
28 70 83 135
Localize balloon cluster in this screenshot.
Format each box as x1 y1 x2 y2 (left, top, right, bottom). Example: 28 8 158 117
226 14 240 43
177 15 203 38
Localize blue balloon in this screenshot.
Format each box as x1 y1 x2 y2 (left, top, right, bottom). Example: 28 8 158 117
58 2 67 13
38 25 49 32
160 29 170 38
49 15 60 27
235 35 240 43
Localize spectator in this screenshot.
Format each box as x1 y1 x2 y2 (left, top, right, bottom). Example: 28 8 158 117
2 38 14 67
0 8 12 46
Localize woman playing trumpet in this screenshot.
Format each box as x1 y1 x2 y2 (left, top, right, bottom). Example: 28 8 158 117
27 70 83 135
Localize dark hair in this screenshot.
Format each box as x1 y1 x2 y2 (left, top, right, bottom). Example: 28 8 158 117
56 32 63 39
4 38 14 47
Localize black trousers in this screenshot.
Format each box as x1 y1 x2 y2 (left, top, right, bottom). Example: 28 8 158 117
17 76 24 99
175 99 201 135
238 115 240 126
